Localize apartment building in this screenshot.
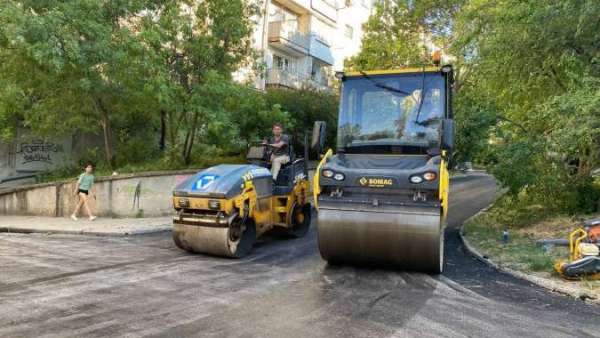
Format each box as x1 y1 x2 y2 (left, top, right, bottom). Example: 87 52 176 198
237 0 375 91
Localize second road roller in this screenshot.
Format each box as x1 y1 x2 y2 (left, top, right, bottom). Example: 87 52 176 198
171 141 312 258
313 65 454 273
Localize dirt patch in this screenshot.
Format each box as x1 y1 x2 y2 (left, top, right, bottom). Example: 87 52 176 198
464 210 600 303
516 215 578 239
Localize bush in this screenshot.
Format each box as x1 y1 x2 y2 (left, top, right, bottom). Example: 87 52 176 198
265 87 338 155
484 81 600 220
115 131 161 168
37 84 339 182
226 85 292 148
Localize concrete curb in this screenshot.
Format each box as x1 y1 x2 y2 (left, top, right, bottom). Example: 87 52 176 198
0 225 172 237
459 201 597 302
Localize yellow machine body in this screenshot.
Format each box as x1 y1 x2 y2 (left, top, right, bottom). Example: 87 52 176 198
554 227 600 280
313 66 454 273
172 179 308 237
172 164 311 258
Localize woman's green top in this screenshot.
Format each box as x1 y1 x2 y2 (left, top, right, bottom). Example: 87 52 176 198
78 173 95 191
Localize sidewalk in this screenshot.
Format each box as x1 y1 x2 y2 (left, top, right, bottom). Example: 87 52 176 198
0 215 172 236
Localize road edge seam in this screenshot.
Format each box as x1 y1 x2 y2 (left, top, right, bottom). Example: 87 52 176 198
0 226 172 237
458 201 596 302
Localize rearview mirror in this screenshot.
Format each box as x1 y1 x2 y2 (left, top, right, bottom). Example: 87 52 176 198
311 121 327 153
441 119 454 152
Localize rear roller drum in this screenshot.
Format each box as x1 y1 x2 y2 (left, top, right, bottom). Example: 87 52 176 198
173 214 256 258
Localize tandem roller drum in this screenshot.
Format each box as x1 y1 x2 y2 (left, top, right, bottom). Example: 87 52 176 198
317 206 443 273
172 216 256 258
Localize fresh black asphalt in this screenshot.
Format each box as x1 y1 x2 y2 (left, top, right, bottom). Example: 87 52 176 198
0 173 598 337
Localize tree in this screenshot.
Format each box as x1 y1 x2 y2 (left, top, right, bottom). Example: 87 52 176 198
0 0 161 168
347 0 600 214
265 88 338 151
452 0 600 213
346 0 465 71
137 0 261 165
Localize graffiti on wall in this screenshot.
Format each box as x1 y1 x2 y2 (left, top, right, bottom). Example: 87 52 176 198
17 140 64 165
15 138 70 172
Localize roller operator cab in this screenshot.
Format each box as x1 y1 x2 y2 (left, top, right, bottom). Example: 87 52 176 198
313 66 454 273
172 143 311 258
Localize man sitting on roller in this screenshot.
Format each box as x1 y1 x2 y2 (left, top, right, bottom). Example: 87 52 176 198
263 122 290 181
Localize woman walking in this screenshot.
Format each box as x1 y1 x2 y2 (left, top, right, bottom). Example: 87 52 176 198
71 163 97 221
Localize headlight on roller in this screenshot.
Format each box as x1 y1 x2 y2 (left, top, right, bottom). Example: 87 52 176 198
178 198 190 208
322 169 334 178
333 173 345 181
423 172 437 181
208 199 221 210
410 175 424 184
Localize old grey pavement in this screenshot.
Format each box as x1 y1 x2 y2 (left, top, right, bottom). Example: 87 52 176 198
1 173 599 337
0 216 171 236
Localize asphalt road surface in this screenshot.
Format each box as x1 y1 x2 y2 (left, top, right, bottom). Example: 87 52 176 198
1 173 599 338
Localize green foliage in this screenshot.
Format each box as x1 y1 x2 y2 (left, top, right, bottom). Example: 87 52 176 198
0 0 339 182
455 0 600 215
136 0 262 165
115 132 161 168
351 0 600 218
265 88 338 152
0 0 273 169
223 85 292 148
346 0 465 70
0 0 162 167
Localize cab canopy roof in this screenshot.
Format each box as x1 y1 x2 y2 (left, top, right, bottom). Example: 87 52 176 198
343 66 445 78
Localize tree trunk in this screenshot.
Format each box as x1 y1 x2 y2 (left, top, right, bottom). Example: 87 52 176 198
183 112 200 165
159 110 166 151
166 111 179 162
100 113 113 169
95 98 114 169
182 128 191 162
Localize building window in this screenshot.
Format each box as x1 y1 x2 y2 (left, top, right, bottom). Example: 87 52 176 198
273 54 295 72
269 4 299 32
312 17 333 46
344 25 354 39
311 60 328 86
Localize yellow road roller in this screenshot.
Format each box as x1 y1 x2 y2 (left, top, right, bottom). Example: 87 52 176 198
313 65 454 273
172 144 311 258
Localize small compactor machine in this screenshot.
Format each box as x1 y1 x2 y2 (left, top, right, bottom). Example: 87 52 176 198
172 143 311 258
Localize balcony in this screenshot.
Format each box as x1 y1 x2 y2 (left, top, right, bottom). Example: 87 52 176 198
268 21 310 56
266 68 331 91
266 68 305 89
309 34 334 65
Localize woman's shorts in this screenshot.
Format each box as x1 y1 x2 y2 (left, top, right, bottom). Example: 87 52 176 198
78 189 89 195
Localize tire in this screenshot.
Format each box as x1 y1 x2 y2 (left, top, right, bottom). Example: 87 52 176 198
228 215 256 258
288 202 311 238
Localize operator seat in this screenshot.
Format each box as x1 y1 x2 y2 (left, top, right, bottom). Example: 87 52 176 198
273 142 306 195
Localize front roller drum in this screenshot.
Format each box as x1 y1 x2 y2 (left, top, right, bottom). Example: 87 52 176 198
172 216 256 258
317 206 443 273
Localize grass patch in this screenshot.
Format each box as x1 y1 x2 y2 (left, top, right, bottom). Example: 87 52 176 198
464 219 567 272
464 201 600 301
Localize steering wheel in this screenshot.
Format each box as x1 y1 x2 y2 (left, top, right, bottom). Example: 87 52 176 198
258 142 274 162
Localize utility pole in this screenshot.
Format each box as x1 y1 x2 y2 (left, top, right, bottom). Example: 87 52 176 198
260 0 270 90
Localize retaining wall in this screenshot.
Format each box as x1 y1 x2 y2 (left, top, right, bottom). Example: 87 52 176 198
0 169 200 218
